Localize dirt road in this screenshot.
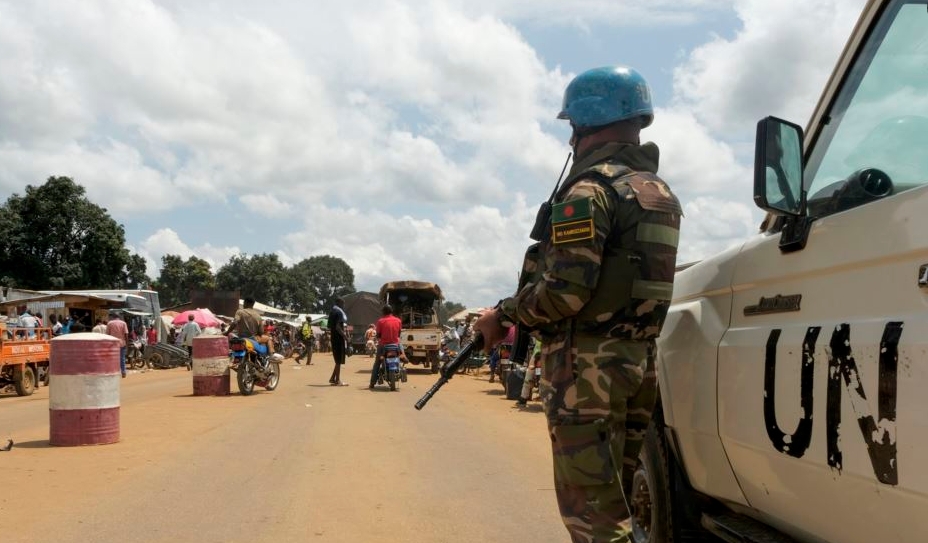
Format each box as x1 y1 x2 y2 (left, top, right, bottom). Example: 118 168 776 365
1 353 565 543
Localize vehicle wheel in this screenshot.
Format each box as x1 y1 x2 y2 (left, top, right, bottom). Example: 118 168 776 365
13 366 36 396
430 353 440 374
237 363 255 396
629 420 673 543
388 370 396 391
148 352 165 369
131 352 147 370
264 362 280 391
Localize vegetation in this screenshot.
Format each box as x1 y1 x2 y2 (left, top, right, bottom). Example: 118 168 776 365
0 176 462 313
438 300 466 324
0 176 145 289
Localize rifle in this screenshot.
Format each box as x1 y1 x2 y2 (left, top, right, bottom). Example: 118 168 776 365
414 333 484 410
415 152 572 411
508 152 572 372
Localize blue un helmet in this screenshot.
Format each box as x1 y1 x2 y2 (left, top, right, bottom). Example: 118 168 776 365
557 66 653 129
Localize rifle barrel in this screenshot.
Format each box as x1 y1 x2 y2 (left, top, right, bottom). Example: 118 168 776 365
414 333 485 410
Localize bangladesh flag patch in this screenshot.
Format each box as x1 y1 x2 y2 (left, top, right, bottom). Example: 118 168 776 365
551 198 594 245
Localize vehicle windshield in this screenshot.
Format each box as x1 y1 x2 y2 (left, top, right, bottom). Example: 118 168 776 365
805 1 928 215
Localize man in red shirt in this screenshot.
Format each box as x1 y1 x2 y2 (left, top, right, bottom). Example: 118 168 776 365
369 305 402 389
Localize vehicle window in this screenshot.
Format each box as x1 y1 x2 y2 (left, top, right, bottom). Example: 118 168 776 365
805 1 928 217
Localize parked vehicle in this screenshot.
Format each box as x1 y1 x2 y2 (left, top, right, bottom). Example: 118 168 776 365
379 281 443 373
228 335 281 396
374 343 406 391
145 342 191 370
634 2 928 542
0 325 50 396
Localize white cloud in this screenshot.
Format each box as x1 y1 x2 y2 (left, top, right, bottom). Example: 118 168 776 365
0 0 870 307
453 0 732 28
239 194 294 219
135 228 241 279
673 0 867 136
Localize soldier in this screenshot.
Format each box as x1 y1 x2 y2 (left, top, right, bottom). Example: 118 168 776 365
473 65 681 543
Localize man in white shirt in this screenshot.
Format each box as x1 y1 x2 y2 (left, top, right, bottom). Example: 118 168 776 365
19 311 37 338
179 314 202 358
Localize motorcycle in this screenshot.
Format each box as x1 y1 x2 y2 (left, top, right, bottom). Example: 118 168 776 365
278 337 294 358
228 335 282 396
365 338 377 357
126 338 148 370
375 343 406 391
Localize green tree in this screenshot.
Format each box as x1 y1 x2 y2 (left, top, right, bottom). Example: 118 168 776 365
185 256 216 292
281 260 317 313
215 253 286 307
154 254 216 307
0 176 129 289
123 253 151 289
154 255 184 307
438 300 466 325
299 255 355 312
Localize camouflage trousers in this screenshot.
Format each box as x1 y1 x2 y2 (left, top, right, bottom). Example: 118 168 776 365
539 333 657 543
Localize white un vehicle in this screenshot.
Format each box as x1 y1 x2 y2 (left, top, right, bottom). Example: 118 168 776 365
633 1 928 542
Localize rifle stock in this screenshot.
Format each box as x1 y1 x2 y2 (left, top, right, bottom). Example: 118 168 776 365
414 333 484 410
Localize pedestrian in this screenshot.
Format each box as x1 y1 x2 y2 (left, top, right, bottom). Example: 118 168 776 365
369 305 402 389
106 311 130 378
59 315 73 335
295 315 315 365
146 325 157 345
50 315 62 336
180 313 202 358
488 325 515 384
92 319 107 334
472 66 682 543
19 310 37 338
327 298 349 386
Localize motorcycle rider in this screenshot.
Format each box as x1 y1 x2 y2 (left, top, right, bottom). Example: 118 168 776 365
364 324 377 357
369 304 402 389
225 297 275 356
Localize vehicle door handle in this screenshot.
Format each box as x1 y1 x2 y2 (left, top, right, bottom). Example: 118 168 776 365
919 265 928 287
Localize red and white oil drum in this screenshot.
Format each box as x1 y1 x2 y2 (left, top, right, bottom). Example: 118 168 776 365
191 335 230 396
48 333 120 446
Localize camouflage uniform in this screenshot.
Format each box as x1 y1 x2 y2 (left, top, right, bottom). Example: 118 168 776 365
500 141 681 543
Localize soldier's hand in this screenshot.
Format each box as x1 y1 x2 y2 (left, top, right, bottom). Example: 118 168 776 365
472 309 508 353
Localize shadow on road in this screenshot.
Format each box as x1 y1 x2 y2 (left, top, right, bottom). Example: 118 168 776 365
9 439 51 449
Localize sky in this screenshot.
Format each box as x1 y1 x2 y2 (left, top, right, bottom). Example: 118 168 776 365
0 0 868 308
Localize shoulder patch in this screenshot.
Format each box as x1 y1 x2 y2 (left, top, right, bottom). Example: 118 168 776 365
588 162 631 179
552 198 591 223
551 198 594 245
627 177 683 215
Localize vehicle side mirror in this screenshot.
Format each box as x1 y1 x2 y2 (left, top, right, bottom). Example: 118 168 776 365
754 116 805 216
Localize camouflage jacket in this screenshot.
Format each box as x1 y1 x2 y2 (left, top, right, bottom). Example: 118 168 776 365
500 141 682 340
